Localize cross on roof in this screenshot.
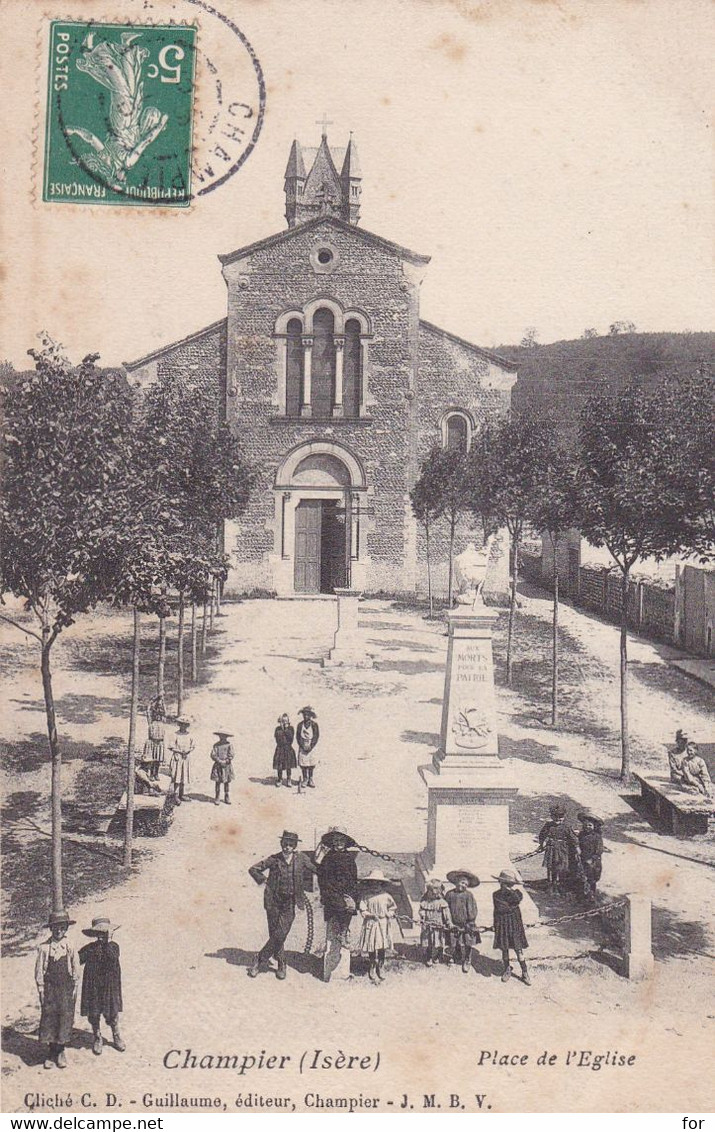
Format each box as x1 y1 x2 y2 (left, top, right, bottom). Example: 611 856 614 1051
315 113 334 137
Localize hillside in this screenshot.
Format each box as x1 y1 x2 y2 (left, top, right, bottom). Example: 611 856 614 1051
501 331 715 429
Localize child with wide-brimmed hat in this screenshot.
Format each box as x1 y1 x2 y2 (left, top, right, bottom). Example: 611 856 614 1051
79 916 125 1056
210 728 235 805
492 870 530 986
445 870 481 973
296 706 319 788
169 717 194 804
419 879 453 966
357 869 398 984
35 910 79 1069
538 803 578 894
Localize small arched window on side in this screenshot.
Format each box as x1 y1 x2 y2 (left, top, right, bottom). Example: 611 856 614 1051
442 410 472 453
285 318 304 417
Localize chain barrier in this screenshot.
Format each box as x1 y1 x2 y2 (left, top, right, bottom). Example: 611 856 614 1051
353 843 406 865
396 897 628 934
352 843 543 868
304 898 315 955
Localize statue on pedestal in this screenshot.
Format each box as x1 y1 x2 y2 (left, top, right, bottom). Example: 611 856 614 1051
454 534 495 608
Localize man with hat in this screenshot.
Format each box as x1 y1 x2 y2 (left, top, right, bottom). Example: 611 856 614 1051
209 728 235 806
35 910 79 1069
315 827 359 982
248 831 317 980
444 870 481 973
576 812 605 903
79 916 125 1056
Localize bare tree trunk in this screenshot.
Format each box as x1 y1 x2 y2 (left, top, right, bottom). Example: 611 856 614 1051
552 553 559 727
40 636 63 912
208 580 215 632
191 603 197 681
505 536 519 686
214 524 222 617
124 607 141 868
426 520 433 620
157 613 166 700
620 569 631 782
447 514 456 608
177 592 185 717
201 600 208 656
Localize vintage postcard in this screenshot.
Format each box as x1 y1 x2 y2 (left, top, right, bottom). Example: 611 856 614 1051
1 0 713 1119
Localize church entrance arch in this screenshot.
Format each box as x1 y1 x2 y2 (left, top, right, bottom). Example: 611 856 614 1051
272 442 369 597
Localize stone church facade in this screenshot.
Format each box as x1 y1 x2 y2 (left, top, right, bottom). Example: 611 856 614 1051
126 130 518 597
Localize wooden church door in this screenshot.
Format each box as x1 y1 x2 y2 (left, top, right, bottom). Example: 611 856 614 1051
294 500 322 593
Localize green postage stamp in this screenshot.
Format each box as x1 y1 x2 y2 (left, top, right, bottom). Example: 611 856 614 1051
43 21 196 206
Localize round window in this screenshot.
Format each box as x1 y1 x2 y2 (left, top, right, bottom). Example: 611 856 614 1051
317 248 333 265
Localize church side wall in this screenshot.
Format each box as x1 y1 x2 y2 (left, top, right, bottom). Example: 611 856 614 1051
127 321 226 416
413 326 513 597
222 224 421 595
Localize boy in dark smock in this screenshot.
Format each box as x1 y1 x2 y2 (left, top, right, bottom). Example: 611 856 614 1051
576 812 604 903
445 870 481 973
79 917 125 1055
492 870 530 986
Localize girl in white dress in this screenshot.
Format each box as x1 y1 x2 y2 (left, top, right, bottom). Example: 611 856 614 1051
358 869 397 985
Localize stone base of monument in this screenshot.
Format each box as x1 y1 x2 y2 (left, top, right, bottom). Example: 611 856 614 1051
321 587 376 669
415 762 540 927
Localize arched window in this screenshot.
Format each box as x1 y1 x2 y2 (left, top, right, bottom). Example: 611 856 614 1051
343 318 362 419
445 413 469 452
285 318 304 416
311 307 336 419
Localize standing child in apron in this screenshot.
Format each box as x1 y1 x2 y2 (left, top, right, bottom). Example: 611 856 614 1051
35 910 79 1069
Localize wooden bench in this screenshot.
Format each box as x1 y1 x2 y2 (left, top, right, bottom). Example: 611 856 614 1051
106 791 171 837
634 774 713 836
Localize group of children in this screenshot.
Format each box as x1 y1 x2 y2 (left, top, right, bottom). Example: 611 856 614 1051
273 706 320 788
135 701 324 806
538 804 605 903
419 869 531 985
35 911 124 1070
133 698 235 807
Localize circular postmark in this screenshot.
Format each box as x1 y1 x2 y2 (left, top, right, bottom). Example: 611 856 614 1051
47 0 265 207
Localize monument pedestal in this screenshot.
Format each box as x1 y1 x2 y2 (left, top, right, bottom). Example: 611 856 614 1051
321 588 375 668
416 608 538 925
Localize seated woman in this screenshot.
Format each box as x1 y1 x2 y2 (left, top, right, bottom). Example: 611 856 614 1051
680 742 713 798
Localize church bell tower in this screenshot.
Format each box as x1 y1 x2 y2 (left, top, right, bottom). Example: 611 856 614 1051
284 120 361 228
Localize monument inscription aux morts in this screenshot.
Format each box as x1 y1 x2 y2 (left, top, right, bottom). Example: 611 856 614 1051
416 574 538 923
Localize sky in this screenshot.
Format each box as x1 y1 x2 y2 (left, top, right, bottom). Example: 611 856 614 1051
1 0 713 369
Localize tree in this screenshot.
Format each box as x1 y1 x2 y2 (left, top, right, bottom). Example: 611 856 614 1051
520 326 540 349
0 340 132 909
578 371 714 780
581 327 599 339
410 471 439 617
412 445 471 607
467 412 551 684
138 379 254 708
608 320 636 335
527 441 580 726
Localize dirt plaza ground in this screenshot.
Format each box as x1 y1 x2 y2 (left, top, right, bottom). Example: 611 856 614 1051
1 589 713 1113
